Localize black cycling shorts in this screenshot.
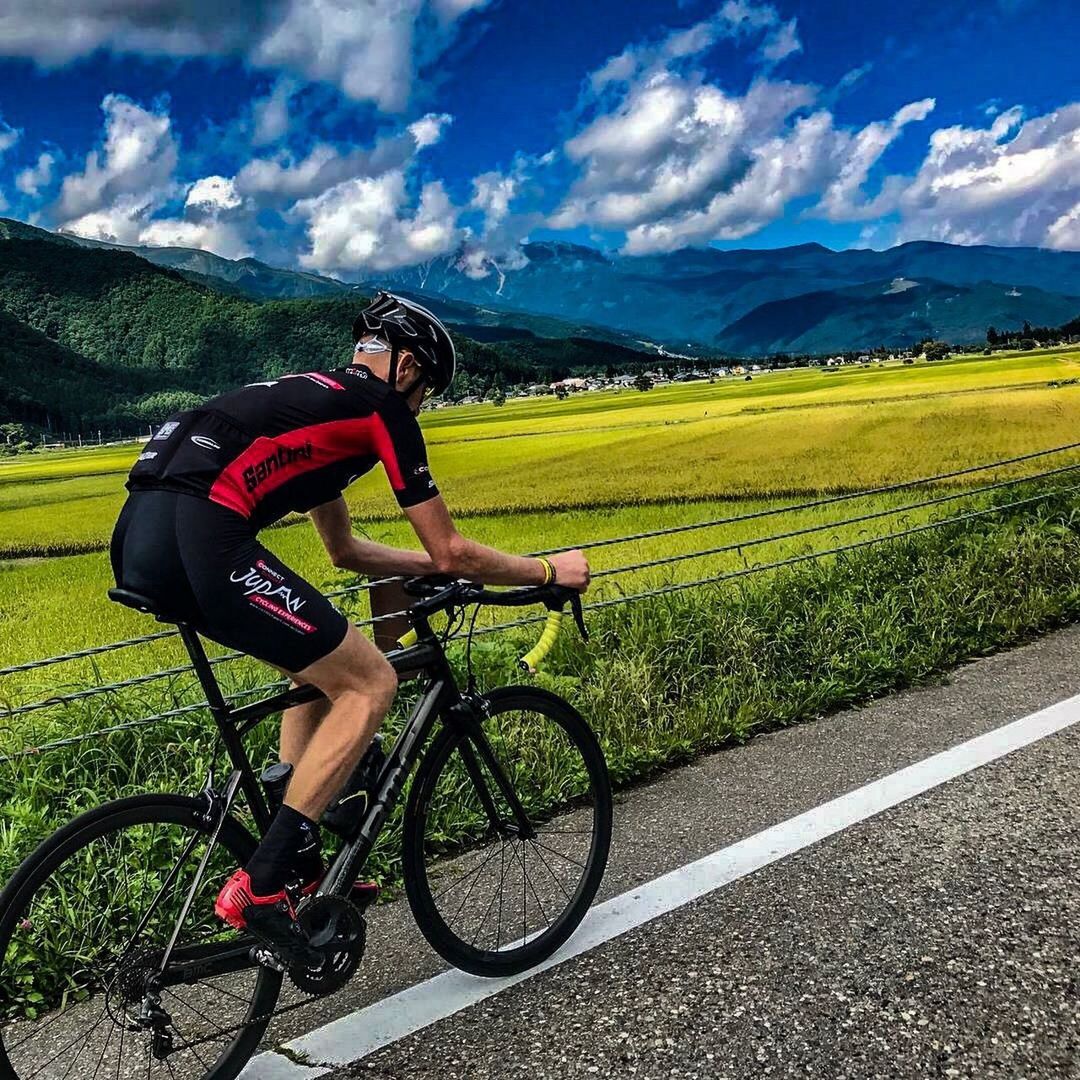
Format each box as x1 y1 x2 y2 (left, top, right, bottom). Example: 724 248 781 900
110 490 350 673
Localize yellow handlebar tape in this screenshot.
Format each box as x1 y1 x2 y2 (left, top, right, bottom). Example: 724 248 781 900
396 627 418 649
519 610 563 673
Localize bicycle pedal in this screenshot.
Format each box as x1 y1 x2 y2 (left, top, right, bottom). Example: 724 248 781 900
250 945 286 973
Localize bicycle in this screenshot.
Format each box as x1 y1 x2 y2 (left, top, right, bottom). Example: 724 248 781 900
0 577 612 1080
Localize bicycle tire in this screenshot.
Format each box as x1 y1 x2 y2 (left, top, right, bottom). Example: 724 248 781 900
0 794 281 1080
402 686 611 977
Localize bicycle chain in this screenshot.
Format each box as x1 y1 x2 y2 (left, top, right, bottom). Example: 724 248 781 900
167 975 325 1056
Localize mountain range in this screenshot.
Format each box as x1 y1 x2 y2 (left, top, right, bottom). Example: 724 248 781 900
4 216 1080 434
0 226 658 433
371 240 1080 354
5 217 1079 356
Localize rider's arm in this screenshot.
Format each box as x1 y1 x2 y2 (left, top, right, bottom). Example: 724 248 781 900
373 396 589 588
405 496 589 588
310 498 437 575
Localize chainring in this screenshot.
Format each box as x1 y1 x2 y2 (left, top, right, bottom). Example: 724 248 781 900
288 895 366 996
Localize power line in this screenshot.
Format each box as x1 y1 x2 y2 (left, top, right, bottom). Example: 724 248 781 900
4 441 1078 679
2 605 412 718
591 459 1080 580
2 447 1078 749
467 480 1080 638
4 480 1072 759
537 440 1080 556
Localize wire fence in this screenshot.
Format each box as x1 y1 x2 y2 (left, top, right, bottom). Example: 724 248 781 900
3 441 1080 760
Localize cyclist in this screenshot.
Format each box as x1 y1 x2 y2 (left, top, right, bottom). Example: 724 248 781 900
109 292 590 951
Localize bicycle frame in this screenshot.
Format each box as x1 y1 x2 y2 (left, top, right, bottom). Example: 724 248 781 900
159 613 529 987
179 622 453 840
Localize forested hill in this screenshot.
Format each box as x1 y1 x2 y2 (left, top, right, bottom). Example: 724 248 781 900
0 236 655 434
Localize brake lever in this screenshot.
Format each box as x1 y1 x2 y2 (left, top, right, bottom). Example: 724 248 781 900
568 592 589 642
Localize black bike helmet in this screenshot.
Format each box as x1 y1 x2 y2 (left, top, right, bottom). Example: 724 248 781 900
352 291 457 397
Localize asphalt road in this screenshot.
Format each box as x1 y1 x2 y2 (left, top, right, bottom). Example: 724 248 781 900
289 625 1080 1080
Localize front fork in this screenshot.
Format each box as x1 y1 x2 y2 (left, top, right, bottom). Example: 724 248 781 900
447 696 537 841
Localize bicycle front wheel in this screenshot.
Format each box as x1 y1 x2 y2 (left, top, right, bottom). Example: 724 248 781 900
0 794 281 1080
403 686 612 977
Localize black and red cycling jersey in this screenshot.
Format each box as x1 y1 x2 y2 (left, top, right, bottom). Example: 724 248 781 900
127 364 438 530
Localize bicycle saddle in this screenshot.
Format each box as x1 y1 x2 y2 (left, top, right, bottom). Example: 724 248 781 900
107 588 178 623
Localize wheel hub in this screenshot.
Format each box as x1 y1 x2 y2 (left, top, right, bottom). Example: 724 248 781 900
110 945 162 1006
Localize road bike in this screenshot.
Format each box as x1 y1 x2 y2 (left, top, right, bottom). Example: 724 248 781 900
0 577 611 1079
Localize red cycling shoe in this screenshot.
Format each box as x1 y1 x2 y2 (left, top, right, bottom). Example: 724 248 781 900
215 870 381 933
214 868 319 932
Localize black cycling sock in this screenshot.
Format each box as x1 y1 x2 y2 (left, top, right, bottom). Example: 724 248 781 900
245 805 323 895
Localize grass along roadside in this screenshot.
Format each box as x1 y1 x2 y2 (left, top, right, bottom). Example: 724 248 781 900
1 482 1078 996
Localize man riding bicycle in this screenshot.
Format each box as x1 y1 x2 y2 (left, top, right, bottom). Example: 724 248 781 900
110 292 590 952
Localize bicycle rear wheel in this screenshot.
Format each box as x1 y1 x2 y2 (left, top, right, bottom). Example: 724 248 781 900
0 794 281 1080
403 686 611 977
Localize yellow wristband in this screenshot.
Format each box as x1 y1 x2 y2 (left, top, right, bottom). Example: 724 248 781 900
537 557 555 585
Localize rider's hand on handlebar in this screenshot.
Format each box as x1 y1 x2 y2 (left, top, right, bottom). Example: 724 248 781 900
550 550 591 592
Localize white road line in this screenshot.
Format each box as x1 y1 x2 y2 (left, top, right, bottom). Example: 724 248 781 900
243 692 1080 1078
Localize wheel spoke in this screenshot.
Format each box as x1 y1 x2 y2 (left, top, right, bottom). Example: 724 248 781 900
90 1011 115 1080
517 841 551 933
24 1002 110 1080
113 1011 124 1080
528 840 574 904
470 851 507 948
528 838 587 870
495 841 508 952
431 841 505 903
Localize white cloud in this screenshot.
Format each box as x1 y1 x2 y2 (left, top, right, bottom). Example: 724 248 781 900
0 119 19 157
552 73 820 242
431 0 490 17
293 171 462 273
0 0 492 112
589 1 798 96
761 18 801 63
544 6 841 252
408 112 452 149
235 117 440 205
456 161 541 281
131 175 250 258
138 217 252 259
471 170 518 229
813 98 935 222
893 102 1080 249
185 175 242 213
251 78 297 146
48 96 250 257
0 112 21 206
15 151 57 197
44 86 465 269
54 95 178 243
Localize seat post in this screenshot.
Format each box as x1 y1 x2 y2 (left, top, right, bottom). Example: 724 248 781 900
176 623 230 713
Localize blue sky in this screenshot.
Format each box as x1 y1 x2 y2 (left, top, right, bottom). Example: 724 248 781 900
0 0 1077 279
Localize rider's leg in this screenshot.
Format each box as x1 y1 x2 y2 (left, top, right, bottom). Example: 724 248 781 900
279 692 330 766
283 625 398 819
236 627 396 898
